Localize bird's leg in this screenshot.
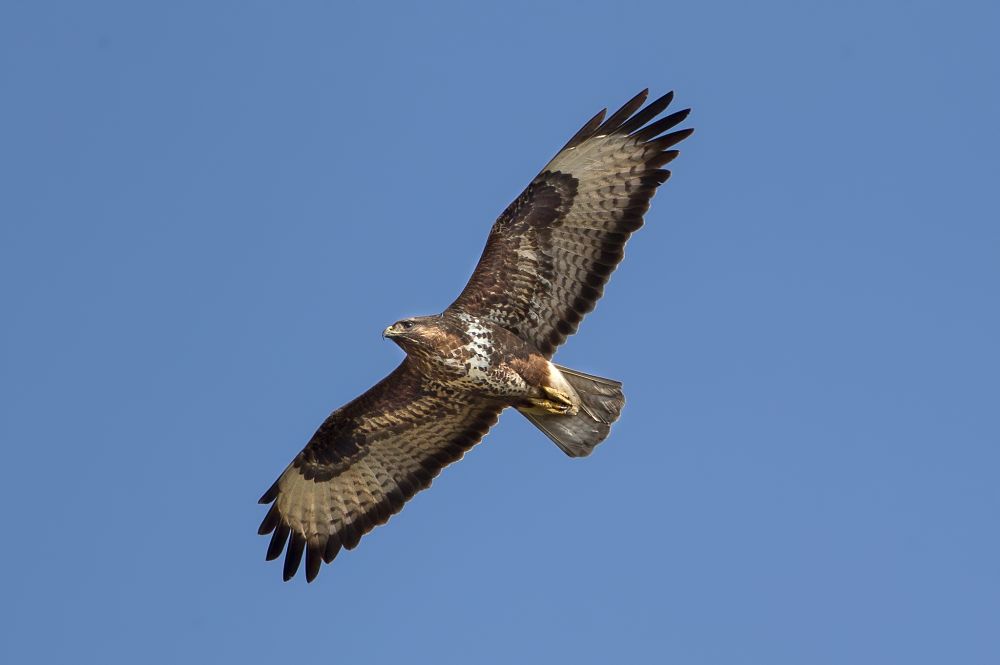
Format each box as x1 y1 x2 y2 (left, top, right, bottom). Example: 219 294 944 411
521 386 579 416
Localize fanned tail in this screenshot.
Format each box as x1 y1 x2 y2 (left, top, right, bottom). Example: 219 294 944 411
519 365 625 457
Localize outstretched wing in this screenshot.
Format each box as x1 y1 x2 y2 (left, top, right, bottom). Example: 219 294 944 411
258 361 502 582
448 89 693 356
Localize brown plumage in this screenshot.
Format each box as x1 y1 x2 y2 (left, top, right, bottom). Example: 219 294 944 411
259 89 693 581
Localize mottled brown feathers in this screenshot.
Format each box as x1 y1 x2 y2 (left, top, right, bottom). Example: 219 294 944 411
258 90 691 581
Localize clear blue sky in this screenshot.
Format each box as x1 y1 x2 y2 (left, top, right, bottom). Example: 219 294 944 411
2 1 998 663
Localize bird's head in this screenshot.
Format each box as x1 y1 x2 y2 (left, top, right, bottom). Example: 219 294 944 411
382 316 442 354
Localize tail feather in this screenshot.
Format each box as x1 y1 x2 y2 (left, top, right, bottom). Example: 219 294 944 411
519 364 625 457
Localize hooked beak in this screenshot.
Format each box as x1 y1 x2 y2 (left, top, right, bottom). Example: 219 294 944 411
382 325 395 339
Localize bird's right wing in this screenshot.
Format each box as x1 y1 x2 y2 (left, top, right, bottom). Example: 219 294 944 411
257 360 502 582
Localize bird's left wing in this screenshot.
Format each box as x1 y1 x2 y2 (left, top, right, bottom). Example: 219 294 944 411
258 360 502 582
448 89 692 356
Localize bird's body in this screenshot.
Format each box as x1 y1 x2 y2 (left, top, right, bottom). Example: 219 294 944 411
258 89 693 581
384 312 578 413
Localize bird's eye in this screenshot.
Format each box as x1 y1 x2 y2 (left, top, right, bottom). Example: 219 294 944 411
400 320 414 330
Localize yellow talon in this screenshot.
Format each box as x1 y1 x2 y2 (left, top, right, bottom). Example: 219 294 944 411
523 396 578 416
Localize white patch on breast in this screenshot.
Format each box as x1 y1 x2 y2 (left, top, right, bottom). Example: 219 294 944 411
461 316 492 381
447 312 529 397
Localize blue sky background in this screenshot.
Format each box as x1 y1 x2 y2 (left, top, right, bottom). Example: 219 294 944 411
2 1 998 663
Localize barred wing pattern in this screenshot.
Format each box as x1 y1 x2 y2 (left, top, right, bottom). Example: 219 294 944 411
258 361 502 582
449 89 692 356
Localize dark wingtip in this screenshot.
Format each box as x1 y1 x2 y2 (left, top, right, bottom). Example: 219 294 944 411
257 503 280 535
258 480 279 504
323 535 342 564
619 90 675 135
305 542 323 583
650 149 681 168
283 533 305 581
653 127 695 151
632 108 692 142
559 107 607 152
597 89 650 135
266 523 290 561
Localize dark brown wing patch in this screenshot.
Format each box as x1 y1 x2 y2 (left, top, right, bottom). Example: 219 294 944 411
449 89 693 356
258 361 502 582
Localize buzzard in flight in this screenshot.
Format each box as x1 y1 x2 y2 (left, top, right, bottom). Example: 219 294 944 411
259 89 693 581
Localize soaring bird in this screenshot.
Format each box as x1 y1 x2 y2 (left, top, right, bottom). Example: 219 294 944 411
258 89 693 581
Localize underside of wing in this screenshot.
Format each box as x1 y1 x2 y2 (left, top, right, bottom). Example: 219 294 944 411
449 89 693 356
257 361 502 582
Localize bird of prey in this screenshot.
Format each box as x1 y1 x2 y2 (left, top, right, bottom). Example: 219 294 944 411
258 89 693 581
